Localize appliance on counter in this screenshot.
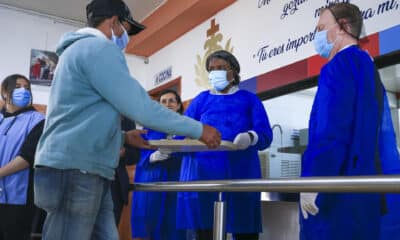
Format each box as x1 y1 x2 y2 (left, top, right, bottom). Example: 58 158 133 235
268 148 301 178
262 125 303 178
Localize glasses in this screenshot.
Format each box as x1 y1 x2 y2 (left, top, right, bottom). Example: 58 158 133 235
160 98 177 104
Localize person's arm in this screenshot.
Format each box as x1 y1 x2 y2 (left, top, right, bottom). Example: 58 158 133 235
86 45 220 148
86 46 203 139
250 95 273 150
0 156 30 178
0 120 44 178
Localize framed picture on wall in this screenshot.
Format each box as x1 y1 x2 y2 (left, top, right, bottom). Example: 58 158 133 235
29 49 58 86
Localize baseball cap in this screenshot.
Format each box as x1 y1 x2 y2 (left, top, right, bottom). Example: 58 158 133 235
86 0 145 35
86 0 121 19
119 1 145 35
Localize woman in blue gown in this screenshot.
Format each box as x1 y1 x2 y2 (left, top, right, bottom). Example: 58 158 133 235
131 89 186 240
300 3 400 239
177 50 273 240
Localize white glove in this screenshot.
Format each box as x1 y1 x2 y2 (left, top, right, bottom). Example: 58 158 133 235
233 131 258 149
149 150 169 163
300 192 319 219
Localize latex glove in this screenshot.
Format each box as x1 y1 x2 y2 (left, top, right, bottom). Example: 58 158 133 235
149 150 169 163
233 130 258 149
300 192 319 219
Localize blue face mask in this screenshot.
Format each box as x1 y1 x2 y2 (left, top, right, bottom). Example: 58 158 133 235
208 70 231 91
314 30 334 58
112 26 130 50
12 88 31 107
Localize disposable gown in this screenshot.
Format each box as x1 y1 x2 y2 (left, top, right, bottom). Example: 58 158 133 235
131 129 186 240
177 89 273 234
379 94 400 239
300 45 400 240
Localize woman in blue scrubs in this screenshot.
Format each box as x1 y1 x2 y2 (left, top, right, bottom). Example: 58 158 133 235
131 89 186 240
0 74 45 240
177 50 273 240
300 3 400 240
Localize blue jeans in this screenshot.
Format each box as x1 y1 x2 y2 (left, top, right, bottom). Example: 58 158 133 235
34 167 118 240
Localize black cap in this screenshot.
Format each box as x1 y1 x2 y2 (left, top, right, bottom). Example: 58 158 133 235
86 0 145 36
119 1 145 35
86 0 121 19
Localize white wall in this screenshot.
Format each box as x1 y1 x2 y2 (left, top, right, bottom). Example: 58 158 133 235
262 88 316 147
0 6 148 106
0 6 78 105
125 53 148 87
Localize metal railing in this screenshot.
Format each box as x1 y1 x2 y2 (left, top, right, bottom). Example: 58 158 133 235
130 175 400 240
130 175 400 193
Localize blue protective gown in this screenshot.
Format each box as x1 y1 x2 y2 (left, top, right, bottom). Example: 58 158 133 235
379 94 400 240
176 89 273 234
131 129 186 240
300 45 400 240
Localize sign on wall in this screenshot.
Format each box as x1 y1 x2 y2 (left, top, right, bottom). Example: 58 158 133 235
154 66 173 86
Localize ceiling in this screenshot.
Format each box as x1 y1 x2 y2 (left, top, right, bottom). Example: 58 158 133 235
0 0 165 24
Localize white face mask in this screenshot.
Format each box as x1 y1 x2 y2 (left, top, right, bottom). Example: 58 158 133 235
208 70 231 91
111 24 129 50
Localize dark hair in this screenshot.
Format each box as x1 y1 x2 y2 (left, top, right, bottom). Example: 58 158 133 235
158 89 183 114
206 50 241 85
325 3 363 39
87 16 111 28
1 74 32 103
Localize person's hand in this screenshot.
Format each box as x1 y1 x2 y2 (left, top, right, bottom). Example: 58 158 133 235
233 131 258 149
149 150 170 163
300 192 319 219
124 129 155 150
199 124 221 149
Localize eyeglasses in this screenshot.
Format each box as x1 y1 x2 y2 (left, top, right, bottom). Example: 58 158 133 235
160 98 177 104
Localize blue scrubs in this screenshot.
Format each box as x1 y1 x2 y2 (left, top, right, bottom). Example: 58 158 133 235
301 45 400 239
131 129 186 240
177 89 272 234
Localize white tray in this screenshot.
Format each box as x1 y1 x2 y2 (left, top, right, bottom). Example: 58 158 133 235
148 139 239 152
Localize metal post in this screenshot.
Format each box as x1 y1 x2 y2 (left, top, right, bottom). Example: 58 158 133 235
213 192 227 240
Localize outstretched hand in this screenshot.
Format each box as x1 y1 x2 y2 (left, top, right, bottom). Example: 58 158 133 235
199 124 221 149
124 129 155 149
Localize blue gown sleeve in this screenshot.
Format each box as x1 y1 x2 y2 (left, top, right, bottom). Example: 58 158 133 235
302 62 356 177
250 94 273 150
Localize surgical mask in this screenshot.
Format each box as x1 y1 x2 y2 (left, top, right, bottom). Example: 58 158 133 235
208 70 231 91
314 30 334 58
12 88 31 107
112 26 129 50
